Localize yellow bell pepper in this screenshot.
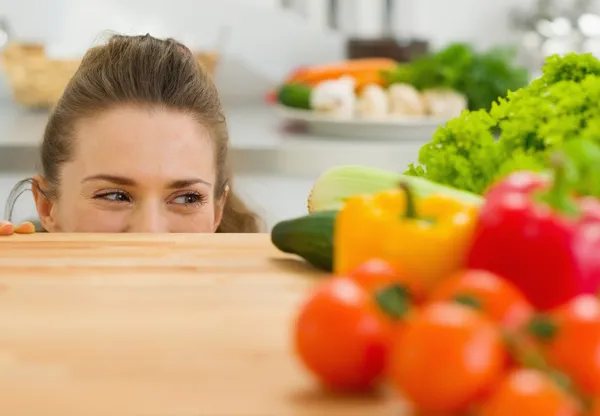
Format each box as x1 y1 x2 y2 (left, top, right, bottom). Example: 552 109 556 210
334 184 479 292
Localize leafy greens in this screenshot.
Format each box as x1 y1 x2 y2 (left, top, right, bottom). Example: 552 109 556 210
382 43 529 111
406 53 600 198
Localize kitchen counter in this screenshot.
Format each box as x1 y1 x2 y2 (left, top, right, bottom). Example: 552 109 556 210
0 102 425 178
0 233 404 415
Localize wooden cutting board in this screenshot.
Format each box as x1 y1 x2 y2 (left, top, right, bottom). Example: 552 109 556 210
0 233 405 416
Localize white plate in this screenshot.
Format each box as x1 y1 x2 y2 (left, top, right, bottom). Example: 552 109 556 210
275 105 451 141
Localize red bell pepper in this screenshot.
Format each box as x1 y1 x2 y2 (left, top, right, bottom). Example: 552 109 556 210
579 196 600 223
466 159 600 311
483 170 548 201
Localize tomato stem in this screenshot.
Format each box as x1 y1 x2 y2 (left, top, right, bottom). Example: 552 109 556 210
375 284 412 320
453 294 482 310
503 331 548 370
502 330 585 406
527 315 558 342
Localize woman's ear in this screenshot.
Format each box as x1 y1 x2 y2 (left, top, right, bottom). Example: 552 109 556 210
213 185 229 232
31 175 59 232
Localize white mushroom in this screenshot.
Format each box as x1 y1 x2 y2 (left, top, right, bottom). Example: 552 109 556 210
310 76 356 118
356 84 389 118
422 89 468 118
387 83 427 116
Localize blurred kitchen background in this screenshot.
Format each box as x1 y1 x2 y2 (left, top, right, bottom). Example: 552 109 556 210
0 0 599 229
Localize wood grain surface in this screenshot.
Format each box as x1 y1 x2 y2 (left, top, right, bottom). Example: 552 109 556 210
0 234 405 416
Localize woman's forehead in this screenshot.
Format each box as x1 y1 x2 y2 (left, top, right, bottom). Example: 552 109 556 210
68 106 216 184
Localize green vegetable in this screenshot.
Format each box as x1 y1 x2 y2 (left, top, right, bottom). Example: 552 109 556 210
382 43 529 111
277 83 312 110
561 139 600 197
271 210 337 272
308 165 483 213
406 53 600 198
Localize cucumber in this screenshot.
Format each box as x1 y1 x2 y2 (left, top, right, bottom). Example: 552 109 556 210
277 83 312 110
271 210 337 272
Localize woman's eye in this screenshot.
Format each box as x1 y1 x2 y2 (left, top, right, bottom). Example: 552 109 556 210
96 192 131 203
172 193 205 205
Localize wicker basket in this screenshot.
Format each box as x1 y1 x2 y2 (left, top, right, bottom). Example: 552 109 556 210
1 42 218 109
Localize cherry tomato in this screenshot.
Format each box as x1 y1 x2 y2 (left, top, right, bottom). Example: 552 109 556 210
347 258 424 301
479 369 581 416
294 277 393 391
389 302 506 414
530 295 600 397
428 269 534 329
347 258 397 292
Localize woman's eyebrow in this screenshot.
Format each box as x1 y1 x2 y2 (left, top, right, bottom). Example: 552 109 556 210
81 174 136 186
167 179 213 189
80 174 212 188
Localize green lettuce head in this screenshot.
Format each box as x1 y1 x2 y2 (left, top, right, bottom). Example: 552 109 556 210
407 53 600 197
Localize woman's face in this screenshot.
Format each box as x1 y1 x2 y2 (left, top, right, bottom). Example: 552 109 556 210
33 106 225 233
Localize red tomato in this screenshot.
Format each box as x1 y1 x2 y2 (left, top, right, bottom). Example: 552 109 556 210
347 258 424 301
428 269 534 329
347 258 397 292
531 295 600 397
294 277 393 391
389 302 506 414
479 369 581 416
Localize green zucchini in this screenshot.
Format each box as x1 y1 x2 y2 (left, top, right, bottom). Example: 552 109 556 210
270 210 337 272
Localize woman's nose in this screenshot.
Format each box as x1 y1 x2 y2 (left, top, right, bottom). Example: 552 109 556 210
129 202 169 233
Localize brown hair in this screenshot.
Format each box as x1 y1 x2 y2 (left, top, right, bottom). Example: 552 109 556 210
5 34 260 233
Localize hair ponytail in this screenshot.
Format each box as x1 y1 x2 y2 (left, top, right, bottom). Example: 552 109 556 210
216 189 261 233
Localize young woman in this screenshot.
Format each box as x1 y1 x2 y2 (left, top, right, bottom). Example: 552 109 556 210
1 34 260 235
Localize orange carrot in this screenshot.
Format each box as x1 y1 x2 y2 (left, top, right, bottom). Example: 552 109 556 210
353 71 389 91
286 58 398 86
